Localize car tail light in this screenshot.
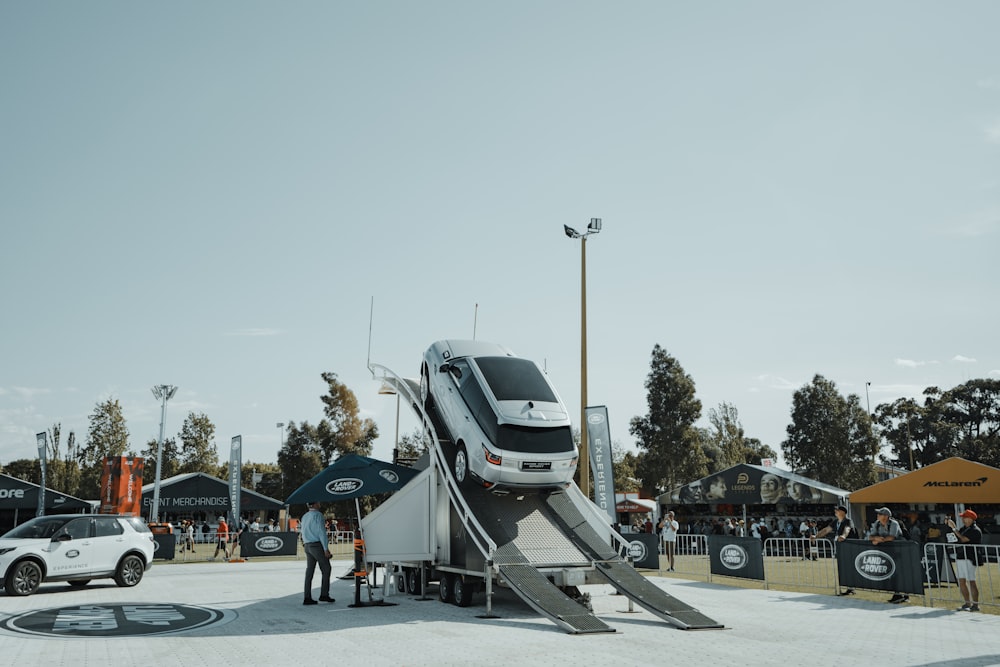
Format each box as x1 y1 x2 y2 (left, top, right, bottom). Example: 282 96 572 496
570 457 578 467
482 445 501 466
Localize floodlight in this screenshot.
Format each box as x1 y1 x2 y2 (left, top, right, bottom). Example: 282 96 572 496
564 225 581 239
588 218 602 233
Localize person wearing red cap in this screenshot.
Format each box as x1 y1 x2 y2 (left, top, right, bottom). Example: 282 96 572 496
946 509 982 612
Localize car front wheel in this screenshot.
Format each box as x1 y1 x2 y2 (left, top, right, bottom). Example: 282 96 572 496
114 554 145 587
419 364 434 412
454 444 468 485
5 560 42 596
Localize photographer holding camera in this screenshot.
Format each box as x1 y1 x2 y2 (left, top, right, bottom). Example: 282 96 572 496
946 509 983 612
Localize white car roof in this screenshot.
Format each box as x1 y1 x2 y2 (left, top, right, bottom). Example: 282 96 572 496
434 339 514 360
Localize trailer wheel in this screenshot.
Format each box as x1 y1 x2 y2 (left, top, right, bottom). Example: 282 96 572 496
438 573 453 603
395 570 406 593
406 568 423 595
453 575 474 607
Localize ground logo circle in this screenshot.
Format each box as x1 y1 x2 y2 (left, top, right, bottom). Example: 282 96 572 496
0 602 234 638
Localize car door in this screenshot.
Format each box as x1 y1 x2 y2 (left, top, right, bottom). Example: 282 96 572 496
91 516 128 574
47 517 96 578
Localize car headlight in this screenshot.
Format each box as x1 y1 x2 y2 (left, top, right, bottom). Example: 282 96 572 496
0 547 17 556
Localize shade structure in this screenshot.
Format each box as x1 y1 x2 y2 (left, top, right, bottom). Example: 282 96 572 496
659 463 849 507
849 457 1000 505
285 454 419 504
0 473 92 511
140 472 284 516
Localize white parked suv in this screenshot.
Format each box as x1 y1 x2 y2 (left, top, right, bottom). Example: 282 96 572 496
0 514 154 596
419 340 578 490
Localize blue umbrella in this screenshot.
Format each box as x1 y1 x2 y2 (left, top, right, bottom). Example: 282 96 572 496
285 454 419 504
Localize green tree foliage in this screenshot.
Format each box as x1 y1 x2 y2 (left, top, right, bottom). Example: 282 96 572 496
77 398 130 498
611 441 639 493
629 345 707 496
178 412 218 474
276 421 323 501
139 437 181 481
782 374 877 490
394 428 428 464
3 458 40 483
45 423 82 496
316 372 379 464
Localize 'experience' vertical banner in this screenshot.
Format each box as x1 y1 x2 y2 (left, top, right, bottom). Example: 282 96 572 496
585 406 616 525
36 432 47 517
230 436 242 525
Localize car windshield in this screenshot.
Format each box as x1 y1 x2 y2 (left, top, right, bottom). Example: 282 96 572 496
497 424 575 454
474 357 557 403
2 516 72 539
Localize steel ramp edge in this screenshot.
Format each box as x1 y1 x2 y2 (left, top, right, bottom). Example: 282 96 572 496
544 491 724 630
497 564 615 635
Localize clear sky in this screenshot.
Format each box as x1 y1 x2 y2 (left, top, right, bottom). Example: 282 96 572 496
2 2 998 477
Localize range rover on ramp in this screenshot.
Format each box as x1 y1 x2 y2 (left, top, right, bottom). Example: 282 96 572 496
419 340 578 489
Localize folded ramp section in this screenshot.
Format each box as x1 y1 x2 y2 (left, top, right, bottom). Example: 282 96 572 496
497 563 615 635
545 490 723 630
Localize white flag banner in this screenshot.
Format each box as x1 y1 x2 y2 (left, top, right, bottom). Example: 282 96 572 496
230 436 242 524
36 432 47 517
586 406 616 525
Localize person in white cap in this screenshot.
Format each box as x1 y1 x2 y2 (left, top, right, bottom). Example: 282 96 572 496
869 507 907 603
946 509 983 612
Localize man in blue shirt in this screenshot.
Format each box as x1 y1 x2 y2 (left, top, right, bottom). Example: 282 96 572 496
301 500 334 605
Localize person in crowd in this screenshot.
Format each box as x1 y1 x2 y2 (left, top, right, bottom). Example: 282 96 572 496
750 518 761 540
183 520 195 554
301 500 335 605
228 518 248 559
250 518 260 532
947 509 983 612
644 516 654 534
736 519 746 537
268 518 278 532
705 474 728 501
869 507 907 603
800 519 817 560
814 505 857 593
662 511 679 572
212 516 228 560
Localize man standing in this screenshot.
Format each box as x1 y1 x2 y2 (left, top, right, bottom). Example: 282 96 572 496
212 516 228 561
662 511 679 572
301 500 334 605
869 507 906 603
946 509 983 612
814 505 857 594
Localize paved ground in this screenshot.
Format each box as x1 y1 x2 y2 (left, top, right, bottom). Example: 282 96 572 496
1 558 998 666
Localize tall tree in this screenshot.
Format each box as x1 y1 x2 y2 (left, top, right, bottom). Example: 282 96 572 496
316 372 378 463
782 374 877 490
178 412 218 474
139 437 181 481
276 421 323 501
45 422 82 496
629 345 707 496
611 441 639 493
77 398 130 498
3 458 40 483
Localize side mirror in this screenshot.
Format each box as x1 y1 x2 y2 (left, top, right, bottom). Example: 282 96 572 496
438 363 450 373
54 533 72 542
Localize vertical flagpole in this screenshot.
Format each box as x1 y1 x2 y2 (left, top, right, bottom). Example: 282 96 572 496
36 432 47 517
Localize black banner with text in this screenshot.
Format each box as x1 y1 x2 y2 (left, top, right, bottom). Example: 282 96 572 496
836 539 923 595
709 535 765 581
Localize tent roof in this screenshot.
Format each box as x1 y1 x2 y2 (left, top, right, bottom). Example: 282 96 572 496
616 498 657 513
849 457 1000 504
141 472 284 511
0 473 93 511
659 463 850 506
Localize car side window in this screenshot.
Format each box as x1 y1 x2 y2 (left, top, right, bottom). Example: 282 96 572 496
95 517 124 537
454 366 499 445
62 518 93 540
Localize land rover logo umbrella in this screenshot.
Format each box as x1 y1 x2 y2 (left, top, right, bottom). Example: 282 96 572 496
285 454 418 504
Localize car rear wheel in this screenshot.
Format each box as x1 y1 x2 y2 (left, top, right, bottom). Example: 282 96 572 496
5 561 42 596
114 554 145 587
454 444 468 485
419 363 434 412
67 579 91 588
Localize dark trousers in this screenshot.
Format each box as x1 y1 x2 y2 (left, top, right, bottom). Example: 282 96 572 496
303 542 331 599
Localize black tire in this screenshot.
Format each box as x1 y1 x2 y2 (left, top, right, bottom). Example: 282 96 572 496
454 444 469 485
406 567 422 595
420 363 434 412
396 570 406 593
453 575 474 607
114 554 145 588
438 573 453 603
5 560 42 596
67 579 91 588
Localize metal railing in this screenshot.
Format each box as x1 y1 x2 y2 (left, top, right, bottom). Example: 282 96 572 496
762 537 838 591
922 543 1000 611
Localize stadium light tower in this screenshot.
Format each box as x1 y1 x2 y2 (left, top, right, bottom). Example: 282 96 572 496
150 384 178 523
563 218 602 499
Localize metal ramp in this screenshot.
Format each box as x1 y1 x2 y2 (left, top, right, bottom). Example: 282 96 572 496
497 563 614 634
545 489 723 630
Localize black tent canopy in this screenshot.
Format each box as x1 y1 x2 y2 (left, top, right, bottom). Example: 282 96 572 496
659 464 849 507
141 472 284 519
0 473 93 512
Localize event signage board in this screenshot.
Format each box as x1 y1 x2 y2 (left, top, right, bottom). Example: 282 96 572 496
152 533 176 560
709 535 765 580
671 464 844 506
230 436 242 524
100 456 145 516
625 532 660 569
237 532 298 557
835 539 924 595
585 406 616 525
36 432 47 517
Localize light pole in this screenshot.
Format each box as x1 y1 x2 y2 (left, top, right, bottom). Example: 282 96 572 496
276 422 286 530
150 384 178 523
865 381 875 468
378 382 401 462
564 218 602 500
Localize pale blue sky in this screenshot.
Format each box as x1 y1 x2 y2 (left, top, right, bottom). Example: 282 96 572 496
2 2 998 476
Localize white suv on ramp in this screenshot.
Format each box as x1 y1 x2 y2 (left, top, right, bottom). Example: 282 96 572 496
0 514 154 596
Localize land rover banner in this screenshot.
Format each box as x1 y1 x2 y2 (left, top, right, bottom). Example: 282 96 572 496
237 532 298 557
229 436 242 525
36 432 47 517
835 539 923 595
709 535 765 581
585 405 616 524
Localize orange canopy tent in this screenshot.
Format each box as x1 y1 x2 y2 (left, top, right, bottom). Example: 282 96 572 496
849 457 1000 505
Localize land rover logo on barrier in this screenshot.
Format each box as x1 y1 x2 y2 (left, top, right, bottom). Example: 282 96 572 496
0 603 235 638
327 478 363 495
254 536 283 552
720 544 749 570
855 550 896 581
627 540 647 562
588 413 604 425
378 470 399 484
